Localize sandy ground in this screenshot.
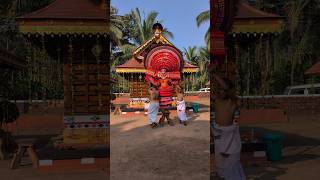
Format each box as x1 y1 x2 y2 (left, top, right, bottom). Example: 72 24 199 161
241 114 320 180
0 98 319 179
110 99 210 180
0 161 108 180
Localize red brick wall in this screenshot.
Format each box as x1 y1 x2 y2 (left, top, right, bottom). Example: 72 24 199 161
239 96 320 114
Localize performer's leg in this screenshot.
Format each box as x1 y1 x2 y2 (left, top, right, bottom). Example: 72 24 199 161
159 115 165 126
158 109 165 126
165 110 174 126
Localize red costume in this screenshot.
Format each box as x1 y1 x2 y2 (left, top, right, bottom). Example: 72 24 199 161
144 45 183 109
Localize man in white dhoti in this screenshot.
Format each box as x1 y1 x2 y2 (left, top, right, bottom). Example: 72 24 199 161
212 74 246 180
148 87 160 128
175 85 187 126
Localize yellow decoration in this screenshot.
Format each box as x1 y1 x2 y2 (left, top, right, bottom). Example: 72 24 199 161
115 67 199 73
63 128 109 144
18 25 108 35
133 34 173 60
231 19 283 34
172 101 177 107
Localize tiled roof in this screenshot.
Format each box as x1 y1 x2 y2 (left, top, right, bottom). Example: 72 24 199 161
18 0 107 20
184 62 198 68
116 58 198 69
235 2 282 19
116 58 144 69
305 61 320 75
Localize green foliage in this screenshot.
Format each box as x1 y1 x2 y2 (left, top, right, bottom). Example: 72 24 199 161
111 7 177 91
196 10 210 48
0 0 63 100
235 0 320 95
183 46 210 90
110 6 124 45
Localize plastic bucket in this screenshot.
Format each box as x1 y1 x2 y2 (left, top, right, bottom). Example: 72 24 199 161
192 103 199 113
263 133 283 161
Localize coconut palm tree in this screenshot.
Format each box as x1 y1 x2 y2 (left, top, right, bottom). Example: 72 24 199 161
197 47 210 88
183 46 209 89
112 8 174 66
131 8 173 45
110 6 124 45
184 46 199 65
196 10 210 48
285 0 312 85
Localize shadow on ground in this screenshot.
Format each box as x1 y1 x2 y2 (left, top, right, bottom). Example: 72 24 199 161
240 127 320 147
244 154 320 180
110 113 210 180
241 127 320 180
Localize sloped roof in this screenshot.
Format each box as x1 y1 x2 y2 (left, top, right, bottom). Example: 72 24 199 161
231 2 284 33
305 61 320 75
184 62 198 68
235 2 282 19
17 0 107 20
116 58 198 73
116 58 144 69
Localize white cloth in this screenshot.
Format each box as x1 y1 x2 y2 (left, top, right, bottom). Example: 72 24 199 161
147 102 159 124
176 100 187 121
144 102 150 110
213 122 246 180
215 152 246 180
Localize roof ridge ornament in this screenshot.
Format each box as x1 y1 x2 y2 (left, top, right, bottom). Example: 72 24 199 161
133 23 173 62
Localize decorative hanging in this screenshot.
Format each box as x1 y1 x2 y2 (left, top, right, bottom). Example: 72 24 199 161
68 37 74 117
139 73 142 97
91 38 103 114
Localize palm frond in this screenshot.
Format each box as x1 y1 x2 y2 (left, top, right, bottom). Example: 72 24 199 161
163 28 174 39
196 10 210 27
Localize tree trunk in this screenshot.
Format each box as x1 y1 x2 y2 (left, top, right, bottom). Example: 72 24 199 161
246 46 250 95
288 46 294 85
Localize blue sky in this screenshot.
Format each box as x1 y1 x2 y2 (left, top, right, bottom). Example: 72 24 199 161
111 0 209 51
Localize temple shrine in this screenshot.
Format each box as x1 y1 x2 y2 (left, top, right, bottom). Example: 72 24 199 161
16 0 109 171
211 1 284 80
115 24 198 108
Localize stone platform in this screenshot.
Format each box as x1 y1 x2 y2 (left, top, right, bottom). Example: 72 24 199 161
37 146 109 172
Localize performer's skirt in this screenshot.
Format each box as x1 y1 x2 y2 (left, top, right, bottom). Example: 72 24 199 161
158 87 174 109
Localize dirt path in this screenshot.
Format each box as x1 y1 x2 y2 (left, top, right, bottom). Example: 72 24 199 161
110 99 210 180
241 114 320 180
0 160 107 180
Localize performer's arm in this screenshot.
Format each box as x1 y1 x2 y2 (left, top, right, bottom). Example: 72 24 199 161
146 75 157 86
152 80 160 89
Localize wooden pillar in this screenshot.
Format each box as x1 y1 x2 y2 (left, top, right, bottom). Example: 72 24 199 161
130 73 133 97
234 34 241 95
139 73 142 97
68 37 74 116
92 37 102 113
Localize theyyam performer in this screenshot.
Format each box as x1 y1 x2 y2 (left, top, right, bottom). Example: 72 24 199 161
133 22 183 126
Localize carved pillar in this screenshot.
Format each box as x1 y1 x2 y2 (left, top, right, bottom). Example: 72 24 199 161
234 34 241 95
68 37 74 116
92 37 103 113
